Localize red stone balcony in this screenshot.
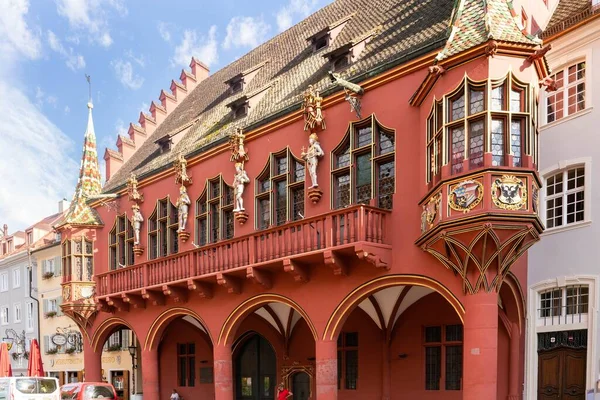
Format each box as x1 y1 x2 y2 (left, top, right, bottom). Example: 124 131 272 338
95 205 392 310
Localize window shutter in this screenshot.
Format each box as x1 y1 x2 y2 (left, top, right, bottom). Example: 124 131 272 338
54 256 62 276
57 297 63 316
43 299 48 314
44 335 50 353
122 330 130 349
42 260 47 274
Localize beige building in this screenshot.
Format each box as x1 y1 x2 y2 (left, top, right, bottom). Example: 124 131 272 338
33 238 135 399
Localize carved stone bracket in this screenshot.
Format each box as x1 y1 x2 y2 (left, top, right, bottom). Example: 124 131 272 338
178 230 191 243
283 258 309 283
324 250 348 276
187 279 214 299
162 285 188 303
246 267 272 289
141 289 166 306
106 296 129 312
217 273 242 294
121 293 145 309
307 187 323 204
132 245 144 257
234 211 249 225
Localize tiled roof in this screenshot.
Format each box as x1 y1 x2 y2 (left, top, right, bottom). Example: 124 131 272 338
436 0 540 61
102 0 458 192
543 0 599 38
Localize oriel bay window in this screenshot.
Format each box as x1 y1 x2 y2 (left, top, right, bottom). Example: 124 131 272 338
195 176 235 246
109 214 135 270
148 197 178 259
331 115 395 209
61 237 93 281
255 148 305 229
426 73 535 183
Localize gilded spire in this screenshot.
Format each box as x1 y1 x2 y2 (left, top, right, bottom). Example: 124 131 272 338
56 77 103 227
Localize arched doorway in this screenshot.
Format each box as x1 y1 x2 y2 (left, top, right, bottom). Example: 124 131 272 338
292 372 310 400
235 333 276 400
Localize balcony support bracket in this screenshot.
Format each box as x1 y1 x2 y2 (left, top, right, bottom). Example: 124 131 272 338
283 258 309 283
141 289 166 306
324 250 349 276
162 285 188 303
246 267 272 289
121 293 146 309
187 279 214 299
217 273 242 294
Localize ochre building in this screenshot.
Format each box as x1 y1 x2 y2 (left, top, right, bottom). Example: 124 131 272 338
57 1 555 399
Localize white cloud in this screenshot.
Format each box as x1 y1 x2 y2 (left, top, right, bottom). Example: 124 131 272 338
64 105 71 114
223 16 270 50
55 0 127 48
35 86 60 108
0 0 42 66
276 0 317 32
125 49 145 67
111 59 144 90
172 26 218 67
140 102 149 113
47 30 86 71
0 81 78 231
157 21 171 42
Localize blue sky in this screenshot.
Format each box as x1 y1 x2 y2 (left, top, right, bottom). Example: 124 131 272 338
0 0 331 232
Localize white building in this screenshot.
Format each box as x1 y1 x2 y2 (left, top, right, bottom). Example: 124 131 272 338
527 1 600 399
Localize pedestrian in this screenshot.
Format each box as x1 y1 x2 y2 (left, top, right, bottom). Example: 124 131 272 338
277 383 293 400
170 389 180 400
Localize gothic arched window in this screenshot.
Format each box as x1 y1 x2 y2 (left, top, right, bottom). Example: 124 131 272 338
331 115 395 209
255 148 305 230
109 214 134 270
195 176 235 246
148 197 178 259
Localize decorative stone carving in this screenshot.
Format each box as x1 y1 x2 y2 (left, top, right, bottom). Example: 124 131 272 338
234 211 249 225
301 133 324 189
532 185 539 215
229 128 249 163
302 85 326 132
328 71 364 118
233 163 250 212
421 193 442 233
492 175 527 210
307 187 323 204
131 204 144 245
127 173 143 203
174 152 192 186
176 185 191 232
448 180 484 213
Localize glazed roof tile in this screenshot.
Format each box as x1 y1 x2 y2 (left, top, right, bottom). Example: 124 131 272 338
102 0 459 193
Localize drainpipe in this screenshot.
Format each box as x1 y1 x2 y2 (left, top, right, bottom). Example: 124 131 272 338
27 248 41 344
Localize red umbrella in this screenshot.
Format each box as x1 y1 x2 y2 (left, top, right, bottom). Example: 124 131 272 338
0 342 12 377
27 339 44 377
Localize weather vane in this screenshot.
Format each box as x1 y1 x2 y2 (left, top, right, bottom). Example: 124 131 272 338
85 74 92 103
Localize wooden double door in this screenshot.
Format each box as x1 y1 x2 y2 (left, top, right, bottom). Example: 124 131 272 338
538 347 586 399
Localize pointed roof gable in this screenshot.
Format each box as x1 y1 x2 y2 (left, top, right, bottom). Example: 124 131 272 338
56 102 103 228
436 0 540 62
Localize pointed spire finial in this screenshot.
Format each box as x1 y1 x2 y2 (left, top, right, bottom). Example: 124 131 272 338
85 74 93 109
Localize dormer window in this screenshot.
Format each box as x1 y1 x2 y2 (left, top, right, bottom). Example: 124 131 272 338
307 15 352 53
332 53 351 71
155 136 172 153
26 232 33 245
230 78 244 94
7 240 13 253
310 32 330 52
325 44 353 72
227 96 250 119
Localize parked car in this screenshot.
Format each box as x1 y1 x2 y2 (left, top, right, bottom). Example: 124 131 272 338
60 382 117 400
0 377 60 400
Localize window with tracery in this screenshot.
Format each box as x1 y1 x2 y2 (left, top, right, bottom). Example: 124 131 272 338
109 214 135 270
61 237 93 281
148 197 178 259
195 176 235 246
255 149 305 229
426 73 534 183
331 115 395 209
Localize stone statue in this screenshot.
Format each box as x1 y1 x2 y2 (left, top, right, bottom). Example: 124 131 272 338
301 133 324 188
175 186 191 232
233 162 250 212
131 205 144 245
229 128 249 163
421 205 428 233
174 153 192 186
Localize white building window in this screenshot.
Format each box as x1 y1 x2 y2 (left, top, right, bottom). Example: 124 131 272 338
546 61 586 123
12 269 20 288
539 285 589 325
0 273 8 292
1 306 8 325
13 303 21 323
545 166 585 229
26 302 34 332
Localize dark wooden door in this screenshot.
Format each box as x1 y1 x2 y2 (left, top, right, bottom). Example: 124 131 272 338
538 348 586 400
235 334 276 400
292 372 310 400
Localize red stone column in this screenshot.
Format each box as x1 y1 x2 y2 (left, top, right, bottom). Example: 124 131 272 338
141 349 160 400
214 344 234 400
316 340 337 400
508 322 520 400
83 339 102 382
382 334 391 400
463 291 499 400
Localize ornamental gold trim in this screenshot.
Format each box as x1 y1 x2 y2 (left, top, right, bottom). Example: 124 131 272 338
491 175 527 211
448 180 484 213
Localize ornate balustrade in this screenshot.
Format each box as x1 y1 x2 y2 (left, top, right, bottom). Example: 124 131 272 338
95 205 391 306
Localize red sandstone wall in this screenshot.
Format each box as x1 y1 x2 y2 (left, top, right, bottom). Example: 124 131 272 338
497 319 510 400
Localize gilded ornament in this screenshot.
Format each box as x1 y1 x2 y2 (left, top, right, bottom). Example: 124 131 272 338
448 180 484 212
532 186 539 215
229 128 249 163
174 153 192 186
421 193 442 233
302 85 326 132
492 175 527 210
127 173 144 203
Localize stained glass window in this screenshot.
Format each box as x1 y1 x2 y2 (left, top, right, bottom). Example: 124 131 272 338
469 120 484 169
148 198 178 260
195 177 235 245
491 119 505 166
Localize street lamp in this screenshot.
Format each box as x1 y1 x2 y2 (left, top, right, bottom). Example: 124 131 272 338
128 345 137 396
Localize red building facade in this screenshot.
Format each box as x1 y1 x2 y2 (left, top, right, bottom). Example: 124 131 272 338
57 1 551 399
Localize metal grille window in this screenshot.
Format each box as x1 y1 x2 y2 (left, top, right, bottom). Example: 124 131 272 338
195 176 234 246
148 198 178 259
109 214 135 270
337 332 358 390
546 61 586 123
424 325 463 391
426 73 532 183
177 343 196 387
255 149 304 229
539 285 589 325
332 116 395 209
545 167 585 229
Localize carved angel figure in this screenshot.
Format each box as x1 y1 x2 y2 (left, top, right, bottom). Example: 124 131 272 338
131 204 144 245
233 162 250 212
229 128 249 163
301 133 324 188
176 186 191 232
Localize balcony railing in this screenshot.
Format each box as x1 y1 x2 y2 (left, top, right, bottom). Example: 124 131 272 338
95 205 390 297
